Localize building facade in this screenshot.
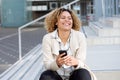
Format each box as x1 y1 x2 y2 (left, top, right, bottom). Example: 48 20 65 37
0 0 120 27
0 0 32 27
94 0 120 20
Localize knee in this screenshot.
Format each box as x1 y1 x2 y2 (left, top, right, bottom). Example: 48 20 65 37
75 68 90 75
70 68 91 80
41 70 54 75
39 70 62 80
39 70 53 80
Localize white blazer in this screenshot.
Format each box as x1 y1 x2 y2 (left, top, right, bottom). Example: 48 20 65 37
42 29 97 80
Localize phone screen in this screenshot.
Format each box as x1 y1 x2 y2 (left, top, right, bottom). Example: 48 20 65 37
59 50 67 57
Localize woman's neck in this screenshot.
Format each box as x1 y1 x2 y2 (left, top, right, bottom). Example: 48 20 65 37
58 30 71 44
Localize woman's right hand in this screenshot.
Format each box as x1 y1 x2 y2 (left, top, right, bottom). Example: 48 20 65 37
56 53 66 67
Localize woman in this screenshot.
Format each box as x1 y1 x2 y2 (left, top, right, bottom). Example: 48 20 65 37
39 8 97 80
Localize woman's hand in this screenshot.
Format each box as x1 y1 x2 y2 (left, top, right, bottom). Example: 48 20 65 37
63 55 79 67
56 54 79 68
56 53 66 67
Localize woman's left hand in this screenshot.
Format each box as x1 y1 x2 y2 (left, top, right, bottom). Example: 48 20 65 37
63 55 78 67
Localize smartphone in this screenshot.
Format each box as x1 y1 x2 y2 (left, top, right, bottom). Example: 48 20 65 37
59 50 67 57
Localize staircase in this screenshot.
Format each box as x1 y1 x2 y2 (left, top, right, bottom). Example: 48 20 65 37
83 17 120 46
0 44 45 80
0 0 120 80
81 17 120 80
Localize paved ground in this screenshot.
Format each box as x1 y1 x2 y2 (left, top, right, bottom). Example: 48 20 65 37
0 27 46 74
87 45 120 71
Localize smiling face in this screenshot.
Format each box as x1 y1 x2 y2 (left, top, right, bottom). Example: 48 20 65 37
56 11 73 31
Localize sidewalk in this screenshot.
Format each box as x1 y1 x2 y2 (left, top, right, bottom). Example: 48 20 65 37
0 27 18 38
0 27 46 74
0 27 18 74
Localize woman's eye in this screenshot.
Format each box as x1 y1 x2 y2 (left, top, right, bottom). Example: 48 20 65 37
60 16 72 20
61 17 65 19
68 17 72 20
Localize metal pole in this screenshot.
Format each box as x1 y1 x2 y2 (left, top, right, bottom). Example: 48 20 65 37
18 28 22 60
102 0 105 17
69 4 71 9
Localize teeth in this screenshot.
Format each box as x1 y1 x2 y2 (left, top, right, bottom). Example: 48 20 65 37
65 24 69 26
64 24 69 26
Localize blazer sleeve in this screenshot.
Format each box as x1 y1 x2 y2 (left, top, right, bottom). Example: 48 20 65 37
74 32 97 80
75 32 87 69
42 35 59 71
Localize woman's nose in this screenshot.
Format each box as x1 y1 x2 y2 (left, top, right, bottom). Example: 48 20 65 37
65 18 70 21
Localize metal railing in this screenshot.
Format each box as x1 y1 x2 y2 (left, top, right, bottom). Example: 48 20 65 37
18 0 80 60
18 15 46 60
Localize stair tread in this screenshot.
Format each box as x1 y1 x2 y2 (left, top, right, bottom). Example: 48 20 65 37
87 45 120 71
82 26 97 37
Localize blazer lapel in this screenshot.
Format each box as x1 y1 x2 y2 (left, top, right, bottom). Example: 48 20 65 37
52 39 60 56
50 30 60 56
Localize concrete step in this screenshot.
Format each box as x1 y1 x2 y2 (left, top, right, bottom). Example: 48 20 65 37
99 28 120 37
87 45 120 70
99 17 120 28
89 22 120 37
0 44 43 80
81 26 120 45
87 36 120 46
94 70 120 80
87 45 120 80
81 26 97 37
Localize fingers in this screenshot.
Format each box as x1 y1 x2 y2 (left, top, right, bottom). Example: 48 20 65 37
60 53 66 58
63 56 72 66
63 56 71 63
56 54 65 67
56 55 78 67
63 56 78 66
57 53 69 67
65 56 79 67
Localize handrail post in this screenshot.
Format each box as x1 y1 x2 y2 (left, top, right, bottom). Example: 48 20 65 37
102 0 105 18
69 4 71 9
18 28 22 60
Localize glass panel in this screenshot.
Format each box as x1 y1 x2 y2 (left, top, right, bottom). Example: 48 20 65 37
26 0 32 22
1 0 27 27
118 0 120 14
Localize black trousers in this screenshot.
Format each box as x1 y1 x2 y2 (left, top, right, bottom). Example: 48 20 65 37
39 68 91 80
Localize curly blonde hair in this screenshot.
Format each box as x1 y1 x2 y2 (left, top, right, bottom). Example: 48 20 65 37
44 8 81 33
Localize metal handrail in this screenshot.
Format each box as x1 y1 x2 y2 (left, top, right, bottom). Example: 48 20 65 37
18 15 47 60
18 0 80 60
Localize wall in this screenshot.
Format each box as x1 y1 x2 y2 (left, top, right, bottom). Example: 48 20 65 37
1 0 31 27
